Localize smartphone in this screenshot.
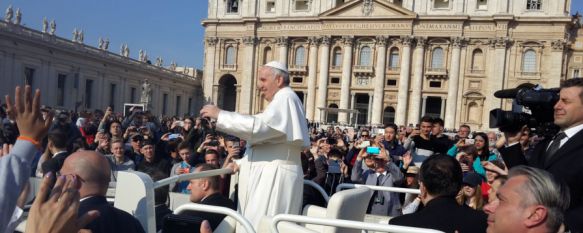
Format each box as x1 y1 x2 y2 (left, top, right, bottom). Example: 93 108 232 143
232 141 240 147
366 146 380 155
465 139 475 145
175 121 185 127
359 140 371 148
168 133 181 140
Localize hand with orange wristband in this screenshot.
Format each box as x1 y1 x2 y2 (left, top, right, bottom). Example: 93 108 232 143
5 86 53 148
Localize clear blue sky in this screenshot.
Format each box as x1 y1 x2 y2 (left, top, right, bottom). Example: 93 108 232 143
1 1 582 70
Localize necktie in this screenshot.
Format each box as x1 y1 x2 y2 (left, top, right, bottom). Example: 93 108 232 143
376 174 385 185
545 132 567 165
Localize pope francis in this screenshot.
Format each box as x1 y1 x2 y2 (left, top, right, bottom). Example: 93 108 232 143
200 61 310 232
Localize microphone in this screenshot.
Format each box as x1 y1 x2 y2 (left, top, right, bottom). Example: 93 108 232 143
494 88 521 98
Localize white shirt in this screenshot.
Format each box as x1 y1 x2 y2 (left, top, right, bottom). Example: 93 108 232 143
552 123 583 149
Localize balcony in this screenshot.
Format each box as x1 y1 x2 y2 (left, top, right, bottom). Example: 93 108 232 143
387 66 400 74
425 67 448 79
220 64 237 71
519 71 541 79
288 64 308 75
467 69 486 77
330 65 342 71
353 65 374 75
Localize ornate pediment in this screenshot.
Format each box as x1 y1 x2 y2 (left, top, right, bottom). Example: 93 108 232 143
319 0 416 18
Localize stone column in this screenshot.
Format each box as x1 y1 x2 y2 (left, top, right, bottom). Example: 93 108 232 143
338 36 354 124
316 36 331 122
421 96 427 117
306 37 319 121
277 37 289 66
445 37 464 129
350 93 356 124
204 37 218 102
371 36 387 125
367 92 374 124
239 36 257 114
485 37 509 118
408 37 426 125
395 36 413 126
549 40 566 88
440 97 446 118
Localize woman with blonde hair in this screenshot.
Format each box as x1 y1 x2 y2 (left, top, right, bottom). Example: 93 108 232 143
456 172 484 210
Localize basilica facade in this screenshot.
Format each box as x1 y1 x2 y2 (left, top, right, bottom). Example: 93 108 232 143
203 0 577 129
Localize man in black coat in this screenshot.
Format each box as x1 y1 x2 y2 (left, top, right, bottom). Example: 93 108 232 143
499 78 583 232
41 129 70 175
389 155 487 233
182 163 236 230
60 150 145 233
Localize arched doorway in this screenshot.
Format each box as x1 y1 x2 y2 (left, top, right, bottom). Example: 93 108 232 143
383 106 395 125
327 103 338 123
218 74 237 111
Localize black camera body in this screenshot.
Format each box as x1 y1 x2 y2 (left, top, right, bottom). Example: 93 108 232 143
489 85 560 137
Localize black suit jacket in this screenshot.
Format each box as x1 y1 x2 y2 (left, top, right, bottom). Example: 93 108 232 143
78 196 145 233
181 193 236 230
500 129 583 232
389 197 487 233
41 151 70 175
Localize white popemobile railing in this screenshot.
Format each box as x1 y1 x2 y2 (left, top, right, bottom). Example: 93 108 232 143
272 214 444 233
173 203 256 233
336 183 421 194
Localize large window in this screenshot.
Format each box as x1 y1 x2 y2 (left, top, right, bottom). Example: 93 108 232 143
225 46 236 65
471 49 484 71
476 0 488 10
85 79 94 109
109 83 116 110
526 0 542 10
332 47 342 67
433 0 449 9
266 0 275 12
162 93 168 115
263 47 272 64
24 67 35 86
57 74 66 106
295 46 305 65
295 0 309 11
522 50 537 73
130 87 136 103
175 96 181 116
359 46 372 66
227 0 239 13
388 48 399 70
431 47 444 69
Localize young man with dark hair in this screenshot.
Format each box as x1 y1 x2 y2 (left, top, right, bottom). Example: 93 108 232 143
455 124 471 141
41 129 70 175
431 118 454 154
136 140 172 177
403 116 436 165
389 155 487 232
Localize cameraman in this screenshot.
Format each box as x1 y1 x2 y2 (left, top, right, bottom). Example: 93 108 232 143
499 78 583 232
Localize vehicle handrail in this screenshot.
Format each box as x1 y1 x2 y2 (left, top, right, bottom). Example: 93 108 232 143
272 214 444 233
153 168 233 189
336 183 420 194
303 179 330 203
173 203 255 233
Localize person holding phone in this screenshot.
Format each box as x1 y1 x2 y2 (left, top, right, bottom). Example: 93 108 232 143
403 116 437 166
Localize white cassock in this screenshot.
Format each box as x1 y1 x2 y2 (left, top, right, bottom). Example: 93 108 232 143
216 86 310 232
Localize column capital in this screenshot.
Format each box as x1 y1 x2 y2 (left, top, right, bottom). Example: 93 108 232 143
551 39 567 51
400 36 413 47
320 36 331 46
206 37 218 46
489 37 511 49
308 37 320 47
243 36 257 46
451 37 466 48
276 36 289 46
375 36 388 47
415 37 427 48
341 36 354 46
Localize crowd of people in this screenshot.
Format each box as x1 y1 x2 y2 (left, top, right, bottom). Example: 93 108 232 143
1 76 583 233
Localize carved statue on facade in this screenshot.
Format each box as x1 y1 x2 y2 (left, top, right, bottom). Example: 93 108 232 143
123 44 130 57
139 49 144 61
78 30 84 43
104 38 109 50
98 37 104 49
156 57 163 67
4 5 13 23
42 17 48 33
72 28 78 42
140 79 152 108
14 8 21 25
170 61 177 71
49 19 56 35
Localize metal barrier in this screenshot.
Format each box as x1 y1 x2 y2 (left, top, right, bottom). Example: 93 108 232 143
174 203 255 233
303 179 330 203
336 183 421 194
272 214 444 233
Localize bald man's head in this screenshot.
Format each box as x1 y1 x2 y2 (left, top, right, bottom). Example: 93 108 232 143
60 150 111 197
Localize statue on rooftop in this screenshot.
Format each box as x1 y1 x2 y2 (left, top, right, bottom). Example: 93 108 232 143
5 5 13 23
140 79 152 109
49 19 56 35
98 37 104 49
42 17 48 33
14 8 21 25
104 38 109 50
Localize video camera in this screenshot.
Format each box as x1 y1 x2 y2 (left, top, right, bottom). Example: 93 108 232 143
489 84 560 137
